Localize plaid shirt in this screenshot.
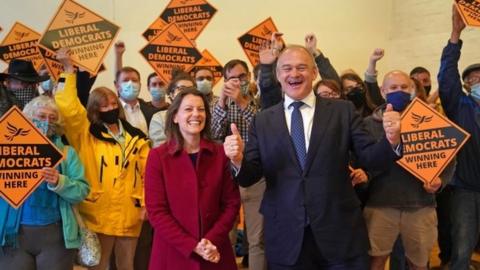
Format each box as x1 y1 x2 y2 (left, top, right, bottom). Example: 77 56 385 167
211 97 257 142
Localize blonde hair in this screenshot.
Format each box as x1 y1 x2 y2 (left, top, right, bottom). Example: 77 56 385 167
23 95 64 135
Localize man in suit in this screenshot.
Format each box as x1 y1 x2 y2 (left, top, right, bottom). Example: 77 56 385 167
224 45 402 270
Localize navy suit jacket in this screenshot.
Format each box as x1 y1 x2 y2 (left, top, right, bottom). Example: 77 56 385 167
236 97 399 265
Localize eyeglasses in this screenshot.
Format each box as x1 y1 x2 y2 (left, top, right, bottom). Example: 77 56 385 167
196 76 213 81
466 75 480 85
318 91 340 98
226 73 248 82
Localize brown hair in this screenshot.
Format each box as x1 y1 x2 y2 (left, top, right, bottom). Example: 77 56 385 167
340 72 376 110
87 87 125 125
167 68 196 95
314 79 344 99
165 87 212 151
223 59 249 79
115 66 141 83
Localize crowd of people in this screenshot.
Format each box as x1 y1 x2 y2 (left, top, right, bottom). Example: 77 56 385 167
0 5 479 270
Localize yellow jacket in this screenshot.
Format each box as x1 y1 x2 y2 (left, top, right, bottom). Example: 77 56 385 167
55 73 150 237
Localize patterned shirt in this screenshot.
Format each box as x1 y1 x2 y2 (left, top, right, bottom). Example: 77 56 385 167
211 96 257 142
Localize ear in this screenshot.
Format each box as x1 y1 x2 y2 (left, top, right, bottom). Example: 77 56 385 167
173 113 179 124
380 86 387 99
312 66 319 81
114 80 121 91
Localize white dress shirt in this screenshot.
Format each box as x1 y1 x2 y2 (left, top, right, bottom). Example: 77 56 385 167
284 90 316 151
120 99 148 135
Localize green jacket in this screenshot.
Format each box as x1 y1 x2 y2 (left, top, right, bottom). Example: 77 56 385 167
0 136 90 249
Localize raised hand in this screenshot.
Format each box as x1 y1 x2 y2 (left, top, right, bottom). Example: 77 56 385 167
451 4 466 43
259 32 284 65
383 104 401 146
222 78 248 109
56 48 74 73
114 40 126 56
224 123 244 169
370 48 385 62
305 33 320 56
367 48 385 75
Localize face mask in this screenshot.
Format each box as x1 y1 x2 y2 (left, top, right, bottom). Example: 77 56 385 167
386 91 411 112
32 118 58 137
8 86 39 109
240 80 250 96
119 81 140 101
424 85 432 96
346 87 366 108
196 79 213 95
99 108 120 124
470 83 480 101
150 87 166 101
41 79 54 92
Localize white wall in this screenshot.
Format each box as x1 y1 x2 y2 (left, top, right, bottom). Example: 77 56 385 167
0 0 478 100
386 0 480 90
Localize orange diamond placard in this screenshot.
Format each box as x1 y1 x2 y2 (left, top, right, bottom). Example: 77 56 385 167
38 47 106 82
38 46 63 82
189 49 223 87
38 0 120 74
0 22 44 72
143 18 169 42
238 17 281 67
0 107 63 208
157 0 217 40
455 0 480 27
140 23 202 83
397 98 470 184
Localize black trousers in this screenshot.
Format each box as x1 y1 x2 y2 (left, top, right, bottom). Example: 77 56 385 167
0 223 75 270
268 226 369 270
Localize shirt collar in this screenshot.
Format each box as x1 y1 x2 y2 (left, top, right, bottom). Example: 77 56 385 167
120 98 140 110
103 120 125 140
284 90 316 110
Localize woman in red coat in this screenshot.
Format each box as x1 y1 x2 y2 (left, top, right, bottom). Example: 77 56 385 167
145 88 240 270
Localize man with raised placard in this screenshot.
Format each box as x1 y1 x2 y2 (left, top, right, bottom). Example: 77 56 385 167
438 5 480 270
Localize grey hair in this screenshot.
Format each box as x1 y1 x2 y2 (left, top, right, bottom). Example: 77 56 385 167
23 95 64 135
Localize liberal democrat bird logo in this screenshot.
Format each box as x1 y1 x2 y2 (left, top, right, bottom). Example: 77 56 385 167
65 10 85 24
261 26 272 37
166 32 182 44
14 31 29 41
411 113 433 128
4 122 30 141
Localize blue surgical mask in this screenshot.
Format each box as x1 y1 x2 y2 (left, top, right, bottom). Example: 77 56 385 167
32 118 49 136
386 91 411 112
41 79 54 92
470 83 480 101
150 87 166 101
240 80 250 96
120 80 140 101
196 79 213 95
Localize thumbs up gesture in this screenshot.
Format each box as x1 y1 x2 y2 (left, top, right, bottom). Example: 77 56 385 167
223 123 244 169
383 104 401 146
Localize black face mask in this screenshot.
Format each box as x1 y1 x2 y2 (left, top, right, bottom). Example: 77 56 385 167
8 86 39 109
424 85 432 96
346 87 366 108
99 108 119 124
